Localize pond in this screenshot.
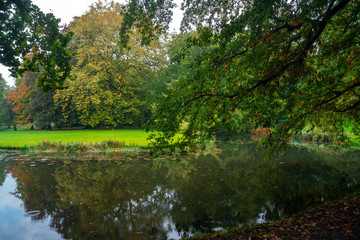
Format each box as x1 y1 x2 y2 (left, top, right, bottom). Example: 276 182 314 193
0 135 360 240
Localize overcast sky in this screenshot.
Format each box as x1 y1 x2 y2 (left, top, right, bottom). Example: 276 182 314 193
1 0 182 87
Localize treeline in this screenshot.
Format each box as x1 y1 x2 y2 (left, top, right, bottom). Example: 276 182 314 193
0 1 170 130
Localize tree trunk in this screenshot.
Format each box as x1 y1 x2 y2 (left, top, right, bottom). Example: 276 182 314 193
6 105 16 131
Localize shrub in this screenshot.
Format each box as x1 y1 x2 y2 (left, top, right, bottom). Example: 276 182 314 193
35 139 141 153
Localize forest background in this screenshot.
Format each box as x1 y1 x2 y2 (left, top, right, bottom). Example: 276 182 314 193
0 1 170 131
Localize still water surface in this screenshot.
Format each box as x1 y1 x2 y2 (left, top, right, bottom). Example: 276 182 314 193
0 136 360 240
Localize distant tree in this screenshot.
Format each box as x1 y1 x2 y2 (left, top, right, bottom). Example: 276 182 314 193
29 87 63 129
22 72 64 129
0 75 6 124
55 1 167 128
121 0 360 154
0 74 12 128
6 80 32 130
0 75 5 95
0 0 74 91
6 71 66 130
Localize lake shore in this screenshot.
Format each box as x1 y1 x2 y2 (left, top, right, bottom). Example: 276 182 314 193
188 194 360 240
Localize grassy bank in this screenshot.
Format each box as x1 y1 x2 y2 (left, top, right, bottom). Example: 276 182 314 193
0 128 151 149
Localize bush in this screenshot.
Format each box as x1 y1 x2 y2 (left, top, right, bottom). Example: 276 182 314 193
36 139 140 153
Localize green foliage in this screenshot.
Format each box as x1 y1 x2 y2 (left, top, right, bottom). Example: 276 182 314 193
0 0 75 91
122 0 360 155
55 142 88 153
5 70 64 129
120 0 175 46
29 86 63 129
36 139 139 152
55 1 167 128
0 74 12 127
294 126 351 146
0 74 5 96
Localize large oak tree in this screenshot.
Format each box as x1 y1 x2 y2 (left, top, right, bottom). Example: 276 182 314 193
121 0 360 154
55 1 167 128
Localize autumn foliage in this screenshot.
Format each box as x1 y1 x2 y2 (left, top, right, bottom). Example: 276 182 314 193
6 81 32 126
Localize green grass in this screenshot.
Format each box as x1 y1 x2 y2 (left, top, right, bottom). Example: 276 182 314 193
0 128 151 148
348 134 360 150
342 123 360 149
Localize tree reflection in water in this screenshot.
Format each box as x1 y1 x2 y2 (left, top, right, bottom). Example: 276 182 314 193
3 136 360 239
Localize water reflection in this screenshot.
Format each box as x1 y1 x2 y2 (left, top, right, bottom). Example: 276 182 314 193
0 159 6 186
0 136 360 239
0 174 63 240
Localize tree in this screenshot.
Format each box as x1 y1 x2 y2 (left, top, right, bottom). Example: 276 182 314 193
6 71 66 130
29 86 63 129
0 75 13 128
121 0 360 154
54 1 167 128
22 71 64 129
5 80 32 130
0 0 74 91
0 74 5 96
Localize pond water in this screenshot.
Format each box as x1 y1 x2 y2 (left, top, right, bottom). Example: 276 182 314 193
0 135 360 240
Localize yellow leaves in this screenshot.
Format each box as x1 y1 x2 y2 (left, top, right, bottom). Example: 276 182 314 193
114 75 122 83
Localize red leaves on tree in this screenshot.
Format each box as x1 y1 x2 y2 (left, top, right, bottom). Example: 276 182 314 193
6 81 32 125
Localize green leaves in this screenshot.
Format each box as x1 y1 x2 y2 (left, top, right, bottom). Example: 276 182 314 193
0 0 75 91
120 0 176 46
124 0 360 154
54 1 167 128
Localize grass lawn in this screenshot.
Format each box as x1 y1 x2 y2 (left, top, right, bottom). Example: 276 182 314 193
348 134 360 150
343 123 360 149
0 128 152 148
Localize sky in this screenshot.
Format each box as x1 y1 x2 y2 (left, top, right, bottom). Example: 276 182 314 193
1 0 182 87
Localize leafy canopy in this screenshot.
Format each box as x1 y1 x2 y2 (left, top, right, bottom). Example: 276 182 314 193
121 0 360 154
54 1 167 128
0 74 12 127
0 0 74 91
